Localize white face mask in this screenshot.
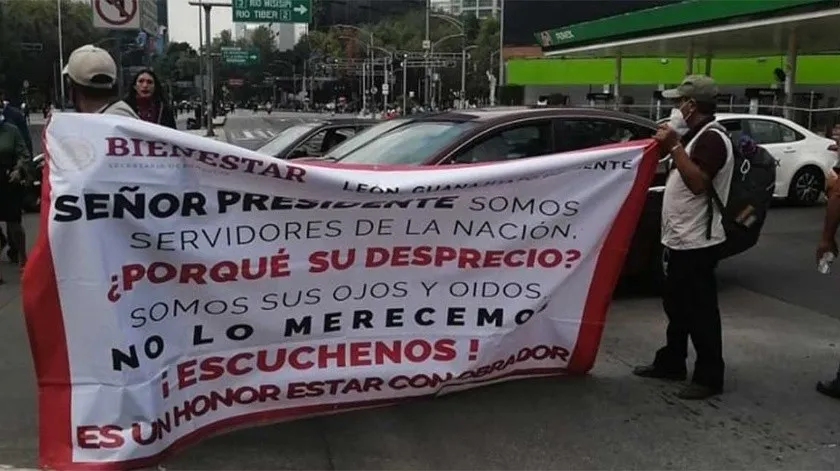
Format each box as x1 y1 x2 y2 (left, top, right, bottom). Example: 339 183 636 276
668 107 690 136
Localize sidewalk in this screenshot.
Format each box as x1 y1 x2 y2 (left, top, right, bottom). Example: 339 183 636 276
158 284 840 469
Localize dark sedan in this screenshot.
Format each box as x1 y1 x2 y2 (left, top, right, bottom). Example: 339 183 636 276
334 107 668 287
255 118 376 160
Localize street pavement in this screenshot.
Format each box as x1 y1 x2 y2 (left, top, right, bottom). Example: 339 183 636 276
1 131 840 469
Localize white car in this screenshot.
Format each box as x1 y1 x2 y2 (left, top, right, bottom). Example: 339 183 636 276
715 113 836 205
659 113 836 205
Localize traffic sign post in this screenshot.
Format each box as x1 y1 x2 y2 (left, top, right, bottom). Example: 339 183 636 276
92 0 158 32
221 47 259 65
232 0 311 23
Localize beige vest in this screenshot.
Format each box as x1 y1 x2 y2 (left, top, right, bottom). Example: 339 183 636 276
661 123 734 250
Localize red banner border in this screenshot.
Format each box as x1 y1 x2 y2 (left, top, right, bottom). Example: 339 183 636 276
22 137 660 470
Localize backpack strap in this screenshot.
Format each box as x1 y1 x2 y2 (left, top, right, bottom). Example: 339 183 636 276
704 126 733 239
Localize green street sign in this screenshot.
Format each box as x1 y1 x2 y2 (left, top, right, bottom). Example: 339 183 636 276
232 0 311 24
221 47 260 65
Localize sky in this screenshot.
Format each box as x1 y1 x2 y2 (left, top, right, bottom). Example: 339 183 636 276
168 1 234 47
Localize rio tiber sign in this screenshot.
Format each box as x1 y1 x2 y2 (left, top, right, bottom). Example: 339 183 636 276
232 0 311 23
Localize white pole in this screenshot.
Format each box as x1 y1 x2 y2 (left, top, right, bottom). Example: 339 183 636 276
203 4 214 137
497 0 504 87
424 0 430 107
57 0 66 109
198 4 204 118
369 32 374 113
361 61 367 113
402 58 407 112
460 41 466 109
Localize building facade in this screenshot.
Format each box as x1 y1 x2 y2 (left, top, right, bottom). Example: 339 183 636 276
234 23 300 51
270 23 297 51
234 23 248 41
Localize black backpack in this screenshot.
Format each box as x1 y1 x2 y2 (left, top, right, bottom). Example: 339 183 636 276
704 123 776 259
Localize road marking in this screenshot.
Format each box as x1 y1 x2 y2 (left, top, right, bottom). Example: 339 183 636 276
242 130 255 140
266 129 277 137
254 129 269 139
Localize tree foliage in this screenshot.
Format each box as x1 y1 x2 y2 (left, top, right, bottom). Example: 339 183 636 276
202 8 500 105
154 42 200 102
0 0 108 104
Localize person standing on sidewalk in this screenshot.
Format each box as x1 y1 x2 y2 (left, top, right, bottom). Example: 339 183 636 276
816 123 840 399
0 114 33 279
0 90 34 264
633 75 735 400
62 45 138 118
0 90 32 156
123 69 176 128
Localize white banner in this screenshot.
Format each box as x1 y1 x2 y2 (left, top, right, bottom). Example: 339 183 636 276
23 114 657 469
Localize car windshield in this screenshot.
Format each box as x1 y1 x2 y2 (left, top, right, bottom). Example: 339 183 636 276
255 123 320 156
322 119 410 160
337 121 475 165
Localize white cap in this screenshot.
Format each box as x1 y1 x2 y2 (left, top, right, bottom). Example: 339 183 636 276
63 45 117 89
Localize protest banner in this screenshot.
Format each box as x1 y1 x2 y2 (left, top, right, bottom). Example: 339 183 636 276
22 114 658 469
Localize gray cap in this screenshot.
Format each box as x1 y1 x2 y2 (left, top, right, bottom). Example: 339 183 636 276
661 74 719 103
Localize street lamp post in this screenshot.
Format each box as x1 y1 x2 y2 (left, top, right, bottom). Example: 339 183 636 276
57 0 65 109
197 4 204 121
188 1 228 137
272 60 296 104
402 54 408 113
461 45 478 109
430 33 463 109
429 14 469 109
498 0 505 87
203 3 214 137
333 24 377 113
490 48 500 106
424 0 431 108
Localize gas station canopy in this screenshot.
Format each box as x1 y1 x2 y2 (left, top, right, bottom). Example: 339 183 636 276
536 0 840 58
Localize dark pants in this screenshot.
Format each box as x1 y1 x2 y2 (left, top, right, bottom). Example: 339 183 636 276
654 245 725 390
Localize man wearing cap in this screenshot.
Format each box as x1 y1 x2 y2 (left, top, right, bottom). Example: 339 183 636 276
63 45 138 118
633 75 734 400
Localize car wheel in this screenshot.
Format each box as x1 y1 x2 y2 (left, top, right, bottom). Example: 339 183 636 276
788 166 824 206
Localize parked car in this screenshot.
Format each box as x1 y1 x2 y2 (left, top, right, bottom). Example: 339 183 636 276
318 116 450 162
716 113 835 205
255 118 376 160
333 107 667 286
657 113 836 205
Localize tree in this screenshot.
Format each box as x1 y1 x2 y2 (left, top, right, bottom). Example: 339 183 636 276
467 17 500 102
212 29 235 50
0 0 108 104
153 42 200 101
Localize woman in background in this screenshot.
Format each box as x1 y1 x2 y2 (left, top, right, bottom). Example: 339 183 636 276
124 69 176 128
0 115 32 280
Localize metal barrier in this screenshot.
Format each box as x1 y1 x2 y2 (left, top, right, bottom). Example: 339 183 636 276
579 102 840 135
